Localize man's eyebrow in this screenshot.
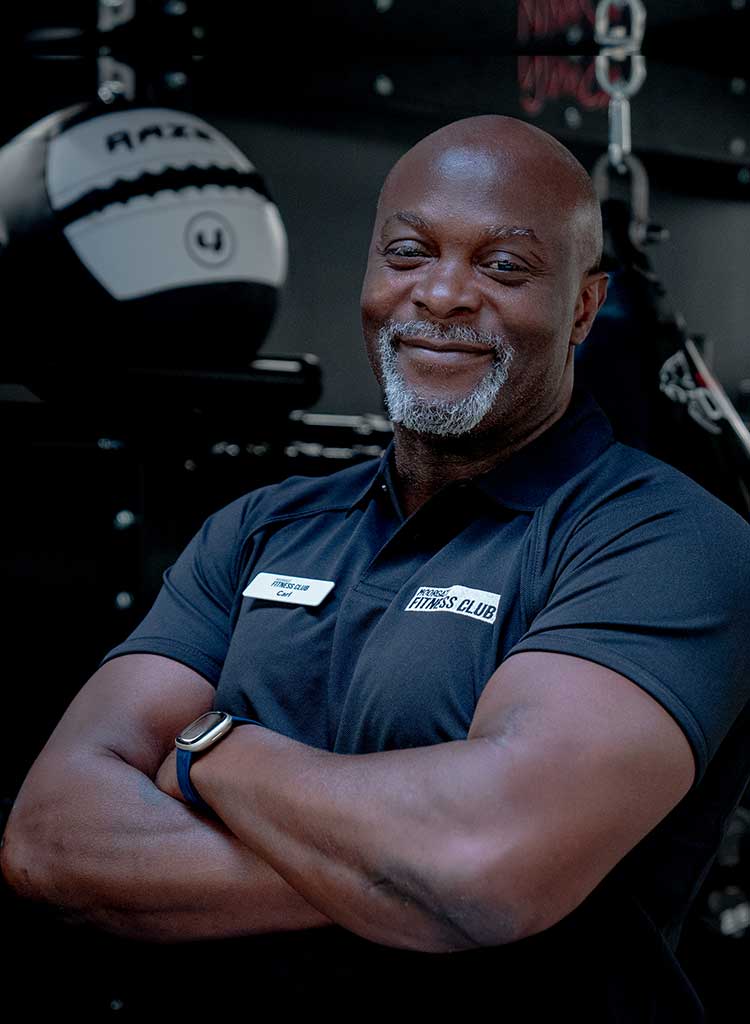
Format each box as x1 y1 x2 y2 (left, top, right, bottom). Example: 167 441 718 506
483 225 542 246
380 211 543 247
380 211 431 235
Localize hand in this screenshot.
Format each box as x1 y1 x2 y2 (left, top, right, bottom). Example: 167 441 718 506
154 748 183 802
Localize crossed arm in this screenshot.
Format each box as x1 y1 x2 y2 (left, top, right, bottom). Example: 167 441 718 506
0 655 329 942
1 649 694 950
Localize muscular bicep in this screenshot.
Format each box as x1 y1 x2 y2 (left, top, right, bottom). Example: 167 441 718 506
466 651 695 934
33 654 216 778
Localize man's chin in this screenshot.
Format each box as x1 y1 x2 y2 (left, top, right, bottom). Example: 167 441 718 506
396 385 477 409
379 347 511 438
387 395 489 438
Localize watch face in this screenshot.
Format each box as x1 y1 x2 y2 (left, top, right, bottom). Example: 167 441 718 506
176 711 232 751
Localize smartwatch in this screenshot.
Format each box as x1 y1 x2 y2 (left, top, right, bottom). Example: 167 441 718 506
175 711 259 812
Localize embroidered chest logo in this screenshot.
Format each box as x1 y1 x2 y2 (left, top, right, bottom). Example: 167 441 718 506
404 585 500 625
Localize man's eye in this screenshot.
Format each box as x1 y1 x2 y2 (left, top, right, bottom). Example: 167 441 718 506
384 243 428 258
484 257 525 272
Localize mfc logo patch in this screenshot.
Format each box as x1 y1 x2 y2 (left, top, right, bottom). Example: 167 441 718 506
404 585 500 625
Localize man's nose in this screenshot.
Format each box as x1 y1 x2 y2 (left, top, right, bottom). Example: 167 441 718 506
409 258 481 319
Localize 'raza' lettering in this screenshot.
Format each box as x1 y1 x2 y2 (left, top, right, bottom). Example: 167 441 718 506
105 123 215 153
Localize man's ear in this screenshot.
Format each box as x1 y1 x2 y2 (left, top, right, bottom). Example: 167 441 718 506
570 271 609 348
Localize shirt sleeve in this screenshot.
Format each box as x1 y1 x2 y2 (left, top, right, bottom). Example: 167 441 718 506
508 482 750 781
100 492 257 685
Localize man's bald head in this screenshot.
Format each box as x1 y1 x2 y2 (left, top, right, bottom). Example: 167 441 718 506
377 114 603 275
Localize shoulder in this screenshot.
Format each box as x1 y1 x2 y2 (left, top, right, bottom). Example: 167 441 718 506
551 439 750 550
529 437 750 666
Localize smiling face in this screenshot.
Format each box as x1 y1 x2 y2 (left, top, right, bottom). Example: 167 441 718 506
360 116 607 445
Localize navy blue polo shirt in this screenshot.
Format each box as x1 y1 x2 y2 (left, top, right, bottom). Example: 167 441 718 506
103 388 750 1020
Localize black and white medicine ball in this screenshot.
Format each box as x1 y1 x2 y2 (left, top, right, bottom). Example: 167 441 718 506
0 102 287 384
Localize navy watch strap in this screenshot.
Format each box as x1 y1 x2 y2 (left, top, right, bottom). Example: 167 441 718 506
176 746 213 813
176 716 260 812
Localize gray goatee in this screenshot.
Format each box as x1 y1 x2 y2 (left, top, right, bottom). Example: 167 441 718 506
377 320 514 437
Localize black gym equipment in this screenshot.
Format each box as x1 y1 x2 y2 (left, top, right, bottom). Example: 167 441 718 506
578 183 750 521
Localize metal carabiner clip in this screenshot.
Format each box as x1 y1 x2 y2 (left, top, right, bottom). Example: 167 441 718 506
594 0 647 52
592 151 651 250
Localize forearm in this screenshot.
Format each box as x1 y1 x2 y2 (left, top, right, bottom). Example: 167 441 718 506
188 726 518 952
1 748 330 943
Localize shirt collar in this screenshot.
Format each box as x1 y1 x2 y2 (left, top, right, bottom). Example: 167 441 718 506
350 439 400 513
472 387 615 510
350 387 614 513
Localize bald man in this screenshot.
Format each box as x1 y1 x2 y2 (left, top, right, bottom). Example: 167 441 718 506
3 116 750 1021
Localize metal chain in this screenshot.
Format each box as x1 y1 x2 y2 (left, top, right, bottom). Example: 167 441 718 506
594 0 647 170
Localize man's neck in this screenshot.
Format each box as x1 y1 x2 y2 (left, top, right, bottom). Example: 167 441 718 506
391 400 570 518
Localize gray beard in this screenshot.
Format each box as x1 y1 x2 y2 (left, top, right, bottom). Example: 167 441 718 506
377 320 514 437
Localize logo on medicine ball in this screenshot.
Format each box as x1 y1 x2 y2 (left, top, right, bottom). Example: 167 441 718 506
184 212 235 268
105 122 215 152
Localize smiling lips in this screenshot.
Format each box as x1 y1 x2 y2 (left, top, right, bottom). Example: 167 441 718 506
396 335 495 367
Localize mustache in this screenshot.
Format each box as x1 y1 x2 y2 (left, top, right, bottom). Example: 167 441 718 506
378 319 514 358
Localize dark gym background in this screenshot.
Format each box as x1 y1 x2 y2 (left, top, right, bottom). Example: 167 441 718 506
1 1 748 1017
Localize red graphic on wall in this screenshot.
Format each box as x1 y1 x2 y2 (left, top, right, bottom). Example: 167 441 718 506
516 0 627 114
518 56 609 115
517 0 596 42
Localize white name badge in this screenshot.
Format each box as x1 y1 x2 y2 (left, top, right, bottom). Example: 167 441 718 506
243 572 335 607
